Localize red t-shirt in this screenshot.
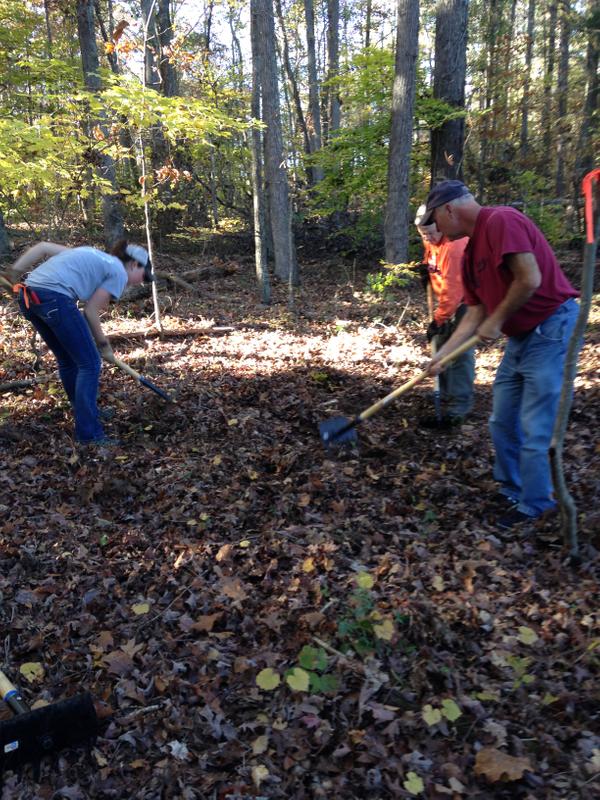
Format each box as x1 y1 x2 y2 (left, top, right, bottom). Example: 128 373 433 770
462 207 579 336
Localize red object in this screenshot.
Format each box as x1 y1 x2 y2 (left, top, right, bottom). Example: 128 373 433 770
582 168 600 244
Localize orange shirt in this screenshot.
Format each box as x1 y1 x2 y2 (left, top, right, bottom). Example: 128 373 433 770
423 236 469 325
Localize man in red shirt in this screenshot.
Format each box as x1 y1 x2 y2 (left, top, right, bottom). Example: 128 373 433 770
420 181 580 530
414 206 474 427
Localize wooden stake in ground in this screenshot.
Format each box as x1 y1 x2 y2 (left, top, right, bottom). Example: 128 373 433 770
550 168 599 559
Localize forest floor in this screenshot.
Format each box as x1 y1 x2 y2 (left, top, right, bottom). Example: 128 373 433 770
0 248 598 800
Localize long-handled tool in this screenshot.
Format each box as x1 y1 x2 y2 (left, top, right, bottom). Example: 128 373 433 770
0 668 98 778
319 335 479 447
110 355 172 402
426 281 442 423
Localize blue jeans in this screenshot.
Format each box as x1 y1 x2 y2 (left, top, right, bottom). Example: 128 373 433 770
436 305 475 417
18 288 105 442
489 298 580 517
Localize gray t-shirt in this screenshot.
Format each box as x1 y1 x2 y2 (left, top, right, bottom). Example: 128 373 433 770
26 247 128 301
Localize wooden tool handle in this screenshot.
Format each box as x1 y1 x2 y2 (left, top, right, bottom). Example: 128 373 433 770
0 669 30 714
359 334 479 423
111 356 143 382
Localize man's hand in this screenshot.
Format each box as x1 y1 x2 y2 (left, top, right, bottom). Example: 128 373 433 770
476 318 503 343
97 340 115 364
426 320 440 342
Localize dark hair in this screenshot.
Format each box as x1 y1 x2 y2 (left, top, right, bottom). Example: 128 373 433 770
111 238 154 283
110 238 130 265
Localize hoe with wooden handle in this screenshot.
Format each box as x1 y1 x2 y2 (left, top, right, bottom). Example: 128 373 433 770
319 335 479 447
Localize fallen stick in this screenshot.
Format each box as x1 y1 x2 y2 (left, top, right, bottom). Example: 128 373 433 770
106 326 234 343
0 375 52 393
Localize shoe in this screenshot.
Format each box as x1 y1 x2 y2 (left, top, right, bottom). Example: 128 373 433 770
497 508 536 530
418 414 464 430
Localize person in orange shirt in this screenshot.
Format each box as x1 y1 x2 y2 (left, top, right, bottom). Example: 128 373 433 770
415 204 475 428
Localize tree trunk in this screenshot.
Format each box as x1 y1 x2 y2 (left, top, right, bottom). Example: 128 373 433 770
156 0 178 98
304 0 324 182
253 0 297 284
250 2 271 304
326 0 341 137
365 0 372 48
384 0 419 265
76 0 124 245
275 0 312 176
541 0 558 169
555 0 571 197
44 0 53 57
0 210 10 259
574 0 599 188
431 0 469 183
519 0 536 158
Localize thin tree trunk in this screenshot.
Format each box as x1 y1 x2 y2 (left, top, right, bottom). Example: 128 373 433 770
304 0 324 182
326 0 341 136
555 0 571 197
44 0 53 57
573 0 599 200
541 0 558 168
550 197 599 559
519 0 536 158
431 0 469 182
384 0 419 264
76 0 124 244
0 211 10 259
275 0 312 172
156 0 178 97
250 2 270 304
254 0 298 284
365 0 372 48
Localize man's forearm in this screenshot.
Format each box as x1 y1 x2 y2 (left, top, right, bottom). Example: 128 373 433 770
485 278 537 331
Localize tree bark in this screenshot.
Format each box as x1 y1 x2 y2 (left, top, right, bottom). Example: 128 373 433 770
0 210 10 259
555 0 571 197
253 0 298 284
541 0 558 169
76 0 124 244
326 0 341 137
431 0 469 182
250 1 271 304
519 0 536 158
304 0 324 182
384 0 419 265
574 0 599 188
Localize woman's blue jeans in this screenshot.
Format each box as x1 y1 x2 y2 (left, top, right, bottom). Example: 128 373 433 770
489 298 580 517
18 288 105 442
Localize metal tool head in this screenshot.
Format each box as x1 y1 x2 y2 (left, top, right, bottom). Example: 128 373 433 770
0 693 98 777
318 416 358 447
139 376 172 402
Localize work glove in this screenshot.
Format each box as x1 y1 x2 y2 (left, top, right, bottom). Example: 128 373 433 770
427 319 453 342
418 264 431 291
426 320 440 342
97 341 116 364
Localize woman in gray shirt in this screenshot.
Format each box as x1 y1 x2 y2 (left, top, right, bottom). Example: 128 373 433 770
11 239 152 445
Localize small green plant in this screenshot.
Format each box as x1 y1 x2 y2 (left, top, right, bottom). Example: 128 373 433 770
336 572 395 656
506 655 535 689
365 262 415 298
255 645 339 694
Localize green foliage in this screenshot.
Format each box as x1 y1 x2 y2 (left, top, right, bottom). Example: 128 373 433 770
336 573 396 657
307 48 460 246
365 261 418 299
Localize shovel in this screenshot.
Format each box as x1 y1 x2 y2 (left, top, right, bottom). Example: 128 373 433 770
109 355 172 402
0 668 98 779
319 335 479 447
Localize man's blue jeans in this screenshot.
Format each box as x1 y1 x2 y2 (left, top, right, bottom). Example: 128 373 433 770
18 288 105 442
489 298 580 517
